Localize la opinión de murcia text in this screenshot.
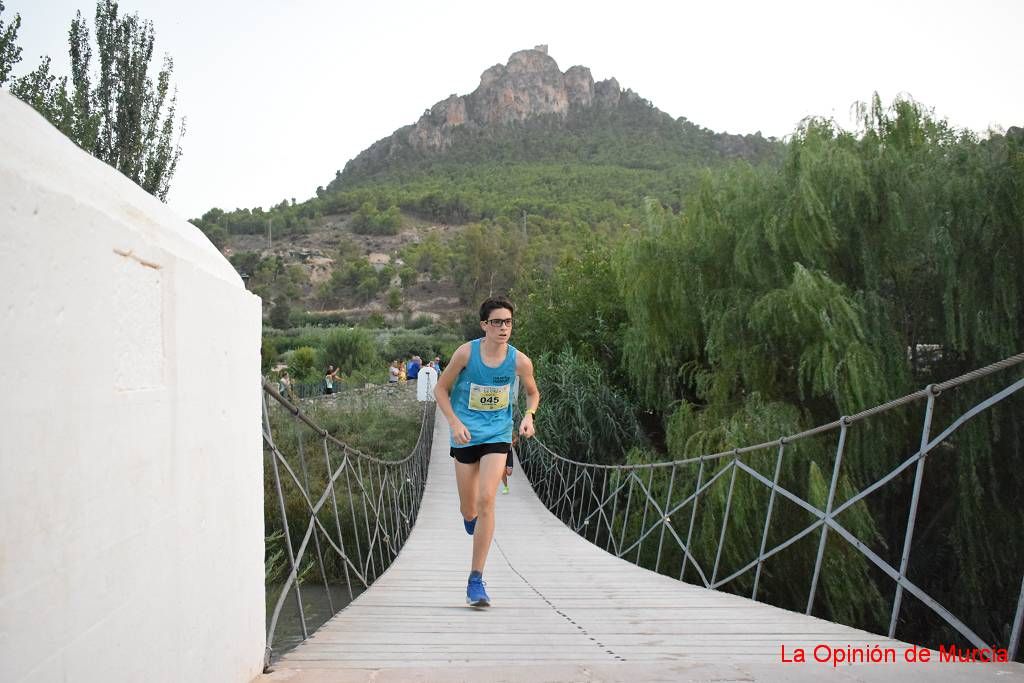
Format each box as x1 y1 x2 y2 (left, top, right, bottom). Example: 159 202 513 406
780 643 1010 667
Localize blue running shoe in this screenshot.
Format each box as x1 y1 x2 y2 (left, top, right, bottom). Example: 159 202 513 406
467 572 490 607
463 516 477 535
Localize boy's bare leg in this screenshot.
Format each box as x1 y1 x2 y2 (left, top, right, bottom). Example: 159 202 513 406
472 453 507 572
454 460 480 523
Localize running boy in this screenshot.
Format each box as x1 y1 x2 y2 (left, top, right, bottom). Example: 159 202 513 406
434 296 539 607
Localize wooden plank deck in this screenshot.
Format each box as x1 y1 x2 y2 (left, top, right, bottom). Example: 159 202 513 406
259 417 1024 682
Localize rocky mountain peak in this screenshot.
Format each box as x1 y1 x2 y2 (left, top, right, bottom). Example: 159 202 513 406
336 46 777 183
408 46 622 152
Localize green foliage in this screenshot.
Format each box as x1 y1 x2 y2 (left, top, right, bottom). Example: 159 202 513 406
0 2 22 84
516 244 630 383
533 347 645 465
229 251 260 276
7 56 75 129
398 265 417 287
269 298 291 329
260 337 277 373
317 256 389 307
407 314 436 330
288 346 317 381
386 287 401 311
9 0 184 199
401 233 453 280
290 310 351 327
380 330 451 363
350 201 402 235
199 220 228 250
322 328 377 375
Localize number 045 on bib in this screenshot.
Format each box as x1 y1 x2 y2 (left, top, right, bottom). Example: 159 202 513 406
468 383 510 411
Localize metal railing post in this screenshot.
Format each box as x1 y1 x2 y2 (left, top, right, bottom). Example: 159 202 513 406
618 471 636 558
323 439 354 601
635 468 656 564
807 420 849 615
594 469 609 546
681 455 706 581
342 451 366 582
889 389 937 638
605 470 622 554
1009 574 1024 663
355 458 377 580
752 441 786 600
654 465 677 573
711 455 739 587
295 422 334 615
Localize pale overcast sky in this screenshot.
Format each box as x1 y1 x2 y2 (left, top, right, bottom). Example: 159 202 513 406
6 0 1023 219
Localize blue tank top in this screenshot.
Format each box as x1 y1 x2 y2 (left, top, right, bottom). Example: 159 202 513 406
450 338 518 447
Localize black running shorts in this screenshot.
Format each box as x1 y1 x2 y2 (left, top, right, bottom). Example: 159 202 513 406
451 442 512 464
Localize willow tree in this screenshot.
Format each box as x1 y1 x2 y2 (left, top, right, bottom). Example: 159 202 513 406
619 96 1024 646
8 0 183 200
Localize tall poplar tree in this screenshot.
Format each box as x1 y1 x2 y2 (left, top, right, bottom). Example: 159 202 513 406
7 0 184 200
0 2 22 84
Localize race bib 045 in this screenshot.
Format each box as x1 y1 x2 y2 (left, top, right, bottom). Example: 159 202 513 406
468 383 510 411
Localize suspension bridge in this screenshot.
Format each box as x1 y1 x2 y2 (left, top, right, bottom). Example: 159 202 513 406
257 356 1024 682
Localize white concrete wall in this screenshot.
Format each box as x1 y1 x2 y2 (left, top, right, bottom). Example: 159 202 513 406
0 92 265 682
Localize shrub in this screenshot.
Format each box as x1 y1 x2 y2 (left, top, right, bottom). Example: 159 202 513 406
386 287 402 311
290 311 351 327
289 346 317 381
269 298 291 329
533 347 645 464
408 314 435 329
381 331 437 363
261 338 278 373
322 328 378 374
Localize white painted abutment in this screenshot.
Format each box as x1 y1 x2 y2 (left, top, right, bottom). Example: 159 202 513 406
0 92 265 682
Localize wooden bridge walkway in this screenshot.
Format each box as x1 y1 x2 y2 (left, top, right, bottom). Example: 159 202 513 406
259 418 1024 682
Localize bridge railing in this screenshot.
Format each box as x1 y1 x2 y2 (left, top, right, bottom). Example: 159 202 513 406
260 381 435 669
518 353 1024 662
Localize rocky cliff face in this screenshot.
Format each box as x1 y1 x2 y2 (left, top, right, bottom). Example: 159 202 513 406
409 45 622 152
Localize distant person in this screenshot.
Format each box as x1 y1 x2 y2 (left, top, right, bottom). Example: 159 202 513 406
434 296 540 608
399 362 407 384
388 360 400 384
278 370 292 400
324 365 340 395
430 356 442 373
500 449 513 495
407 355 421 380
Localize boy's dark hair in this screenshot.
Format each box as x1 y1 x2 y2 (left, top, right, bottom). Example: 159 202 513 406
479 296 514 321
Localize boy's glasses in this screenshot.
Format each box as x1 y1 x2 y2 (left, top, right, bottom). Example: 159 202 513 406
486 318 514 328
